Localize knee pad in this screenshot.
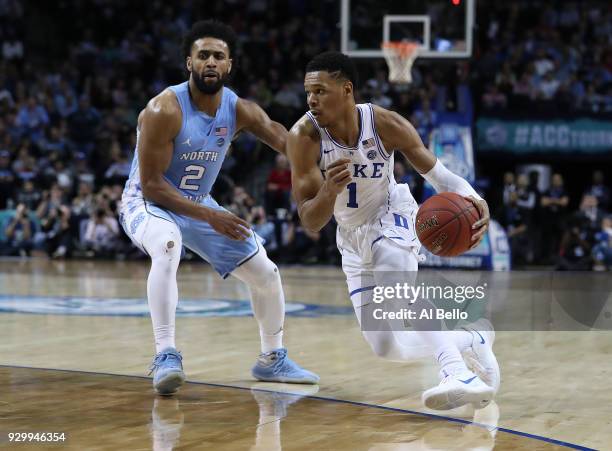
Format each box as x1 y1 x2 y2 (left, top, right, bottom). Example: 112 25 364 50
234 250 281 289
254 258 280 289
144 220 182 261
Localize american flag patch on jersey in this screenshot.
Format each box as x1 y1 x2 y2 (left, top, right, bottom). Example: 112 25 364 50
215 127 228 136
362 138 376 148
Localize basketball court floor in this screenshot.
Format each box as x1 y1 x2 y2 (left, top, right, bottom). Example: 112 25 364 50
0 259 609 450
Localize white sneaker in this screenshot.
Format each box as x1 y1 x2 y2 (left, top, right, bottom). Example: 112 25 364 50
422 370 494 411
461 321 501 392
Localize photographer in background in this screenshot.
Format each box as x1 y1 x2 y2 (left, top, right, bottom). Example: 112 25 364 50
592 215 612 271
556 217 592 271
3 203 35 256
35 184 72 258
83 206 120 258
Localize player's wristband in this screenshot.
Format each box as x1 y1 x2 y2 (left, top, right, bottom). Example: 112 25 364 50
421 159 483 200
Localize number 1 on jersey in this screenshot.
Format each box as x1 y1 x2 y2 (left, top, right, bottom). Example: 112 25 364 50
346 182 358 208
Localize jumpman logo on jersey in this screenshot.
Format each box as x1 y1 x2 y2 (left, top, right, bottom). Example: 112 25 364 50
181 137 192 147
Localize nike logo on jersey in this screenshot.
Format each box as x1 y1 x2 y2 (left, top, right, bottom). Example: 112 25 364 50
181 137 192 147
463 327 485 344
475 331 486 344
323 149 334 154
459 376 478 384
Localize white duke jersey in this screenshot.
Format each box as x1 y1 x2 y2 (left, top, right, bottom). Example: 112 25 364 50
307 103 417 228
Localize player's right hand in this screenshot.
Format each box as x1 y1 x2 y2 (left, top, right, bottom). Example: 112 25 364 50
207 210 252 241
323 158 352 196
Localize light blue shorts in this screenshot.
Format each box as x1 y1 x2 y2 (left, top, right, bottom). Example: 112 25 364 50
120 195 260 278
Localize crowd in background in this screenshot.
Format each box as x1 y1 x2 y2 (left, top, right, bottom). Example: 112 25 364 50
495 169 612 270
0 0 611 269
476 1 612 114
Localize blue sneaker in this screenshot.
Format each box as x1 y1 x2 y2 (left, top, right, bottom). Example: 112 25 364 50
251 348 319 384
149 347 186 395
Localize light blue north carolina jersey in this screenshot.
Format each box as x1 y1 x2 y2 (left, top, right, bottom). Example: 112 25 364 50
124 82 238 203
120 82 260 278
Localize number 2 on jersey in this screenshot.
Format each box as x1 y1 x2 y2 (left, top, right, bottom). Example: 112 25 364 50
346 182 358 208
179 165 206 190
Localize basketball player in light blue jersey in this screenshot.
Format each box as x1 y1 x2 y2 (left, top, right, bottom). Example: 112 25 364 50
287 52 500 410
120 20 318 395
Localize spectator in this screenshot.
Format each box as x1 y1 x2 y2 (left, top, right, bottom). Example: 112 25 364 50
556 218 592 271
541 173 569 262
412 97 437 146
502 171 516 207
585 170 610 212
573 194 604 243
249 205 277 252
0 149 15 208
11 145 37 182
15 180 41 211
2 203 34 256
393 161 417 193
73 152 96 186
104 143 131 184
482 84 507 110
503 190 529 266
371 88 393 109
516 174 536 220
68 96 101 154
227 186 255 220
265 153 292 213
533 48 554 76
84 207 120 257
592 215 612 271
16 97 49 136
36 195 72 258
71 181 95 218
537 71 561 100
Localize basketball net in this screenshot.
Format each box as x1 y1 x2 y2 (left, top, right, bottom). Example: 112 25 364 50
381 41 420 84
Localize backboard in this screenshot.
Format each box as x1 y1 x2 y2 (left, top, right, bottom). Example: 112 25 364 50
340 0 475 59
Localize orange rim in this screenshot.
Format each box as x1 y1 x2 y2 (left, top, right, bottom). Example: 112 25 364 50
381 41 419 57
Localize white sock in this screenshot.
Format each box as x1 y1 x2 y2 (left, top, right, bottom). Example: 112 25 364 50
449 330 473 352
144 220 182 354
413 327 469 377
232 247 285 354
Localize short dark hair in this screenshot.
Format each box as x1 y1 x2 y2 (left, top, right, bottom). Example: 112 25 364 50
182 20 237 58
305 51 358 88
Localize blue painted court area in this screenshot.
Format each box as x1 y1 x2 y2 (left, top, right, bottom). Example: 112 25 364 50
0 295 354 318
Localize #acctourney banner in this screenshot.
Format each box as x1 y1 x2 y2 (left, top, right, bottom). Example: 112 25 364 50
477 117 612 153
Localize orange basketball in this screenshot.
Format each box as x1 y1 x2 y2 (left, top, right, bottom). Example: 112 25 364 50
415 192 480 257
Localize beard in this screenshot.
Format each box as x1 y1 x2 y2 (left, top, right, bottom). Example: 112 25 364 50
192 71 228 94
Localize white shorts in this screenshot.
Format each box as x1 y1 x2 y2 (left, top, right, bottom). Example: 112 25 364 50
336 192 424 309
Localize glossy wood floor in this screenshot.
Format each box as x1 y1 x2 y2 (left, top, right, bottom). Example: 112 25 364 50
0 259 610 450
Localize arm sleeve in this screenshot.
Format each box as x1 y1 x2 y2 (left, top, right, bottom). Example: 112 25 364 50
421 159 483 200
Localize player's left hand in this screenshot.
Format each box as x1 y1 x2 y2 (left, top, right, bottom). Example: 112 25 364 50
465 196 490 250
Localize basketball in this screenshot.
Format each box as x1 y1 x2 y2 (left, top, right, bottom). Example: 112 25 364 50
416 192 480 257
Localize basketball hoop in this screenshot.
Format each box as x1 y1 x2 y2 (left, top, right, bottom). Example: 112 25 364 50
381 41 420 84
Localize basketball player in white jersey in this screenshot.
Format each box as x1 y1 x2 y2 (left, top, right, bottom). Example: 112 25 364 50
287 52 500 410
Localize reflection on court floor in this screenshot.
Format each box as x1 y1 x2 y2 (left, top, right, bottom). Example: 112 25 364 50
2 367 544 450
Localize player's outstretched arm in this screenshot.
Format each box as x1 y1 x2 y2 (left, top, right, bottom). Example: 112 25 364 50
236 98 288 154
372 105 489 247
286 116 351 232
139 91 250 240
